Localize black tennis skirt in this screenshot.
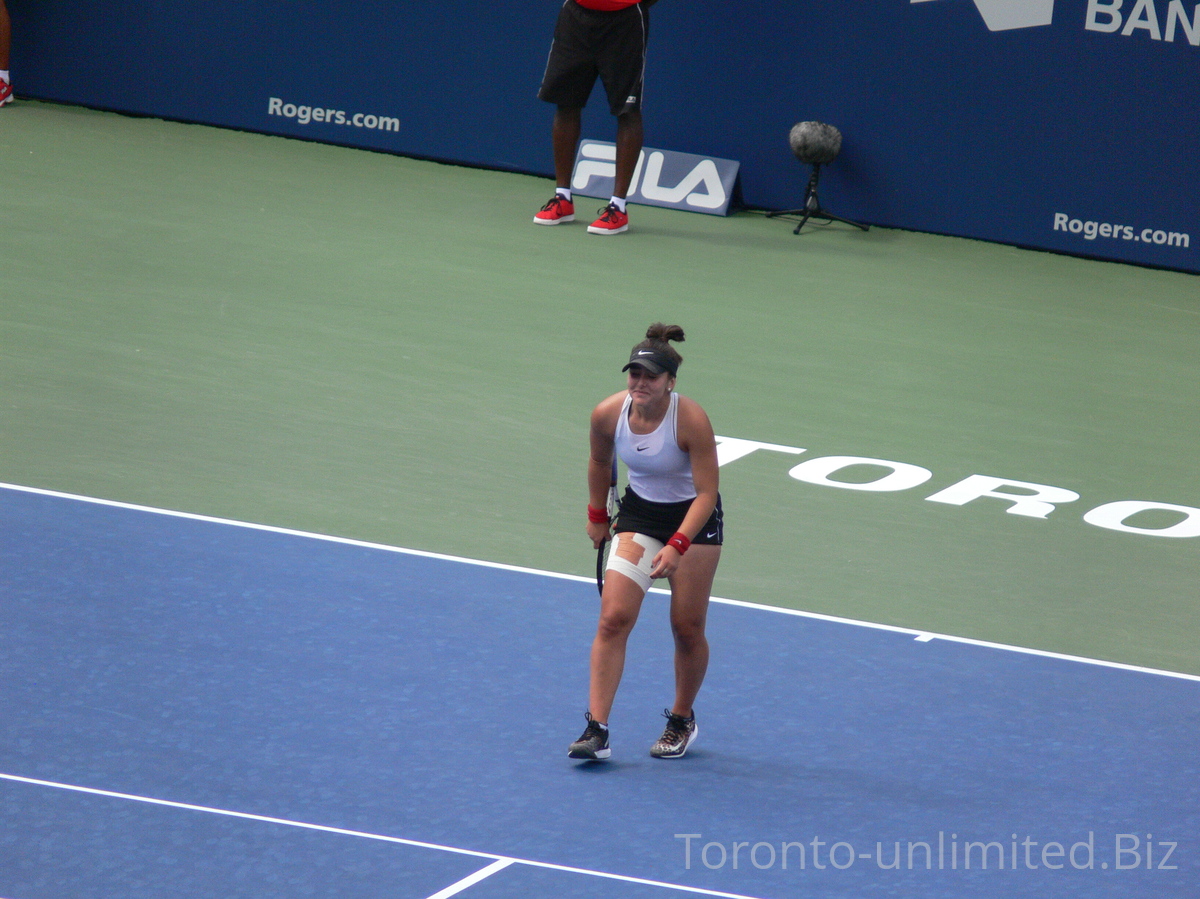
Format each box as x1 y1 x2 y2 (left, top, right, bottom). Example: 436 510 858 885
613 488 724 546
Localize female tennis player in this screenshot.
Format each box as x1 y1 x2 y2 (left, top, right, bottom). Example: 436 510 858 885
569 323 723 761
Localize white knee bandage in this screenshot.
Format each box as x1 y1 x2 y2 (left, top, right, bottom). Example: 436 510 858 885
605 532 665 592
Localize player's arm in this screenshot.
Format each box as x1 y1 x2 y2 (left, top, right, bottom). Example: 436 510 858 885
674 397 719 541
586 393 623 547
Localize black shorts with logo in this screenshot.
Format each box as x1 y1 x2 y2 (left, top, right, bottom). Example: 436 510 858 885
538 1 650 116
613 487 724 546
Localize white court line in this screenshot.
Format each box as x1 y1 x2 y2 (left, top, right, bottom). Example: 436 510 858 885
425 859 513 899
0 772 772 899
3 481 1199 684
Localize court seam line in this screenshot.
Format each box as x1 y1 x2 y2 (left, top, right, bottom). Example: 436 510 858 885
3 481 1198 685
0 772 772 899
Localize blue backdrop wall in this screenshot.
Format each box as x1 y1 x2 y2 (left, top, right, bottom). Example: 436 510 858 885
10 0 1198 272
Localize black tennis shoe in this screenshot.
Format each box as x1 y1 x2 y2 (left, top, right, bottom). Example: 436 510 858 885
568 713 611 760
650 709 697 758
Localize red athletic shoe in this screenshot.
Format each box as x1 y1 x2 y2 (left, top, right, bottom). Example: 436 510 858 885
0 81 12 108
533 194 575 225
587 203 629 235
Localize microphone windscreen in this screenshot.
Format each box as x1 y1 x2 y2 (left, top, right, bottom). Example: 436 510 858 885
789 122 842 165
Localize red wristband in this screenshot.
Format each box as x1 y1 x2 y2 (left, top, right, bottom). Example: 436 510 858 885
587 505 611 524
667 532 691 554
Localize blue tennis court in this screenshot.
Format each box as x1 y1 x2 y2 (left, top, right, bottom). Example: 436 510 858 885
1 482 1196 899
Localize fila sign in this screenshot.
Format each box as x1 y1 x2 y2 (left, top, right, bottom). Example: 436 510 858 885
571 140 741 216
714 436 1200 539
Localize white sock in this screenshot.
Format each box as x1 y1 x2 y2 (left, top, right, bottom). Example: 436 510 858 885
556 188 572 202
0 71 10 85
609 196 627 213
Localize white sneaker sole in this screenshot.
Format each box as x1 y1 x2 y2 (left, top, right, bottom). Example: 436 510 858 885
568 745 611 760
587 223 628 235
533 215 574 225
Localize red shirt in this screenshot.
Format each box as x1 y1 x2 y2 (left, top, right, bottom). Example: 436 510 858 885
574 0 642 10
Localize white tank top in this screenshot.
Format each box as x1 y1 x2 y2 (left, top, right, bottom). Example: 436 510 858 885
614 392 696 503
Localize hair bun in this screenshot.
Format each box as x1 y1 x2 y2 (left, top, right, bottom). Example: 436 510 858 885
646 322 685 343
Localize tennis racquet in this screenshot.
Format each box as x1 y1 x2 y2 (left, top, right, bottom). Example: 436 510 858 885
595 457 620 596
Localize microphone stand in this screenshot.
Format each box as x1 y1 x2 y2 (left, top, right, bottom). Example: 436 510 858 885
767 162 869 234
